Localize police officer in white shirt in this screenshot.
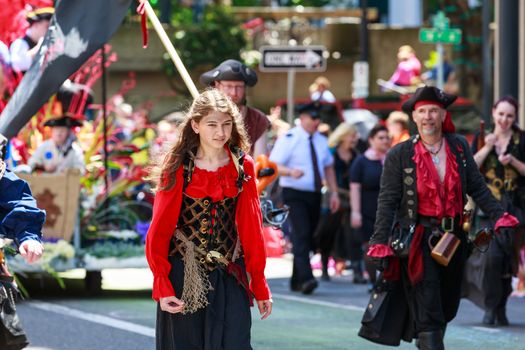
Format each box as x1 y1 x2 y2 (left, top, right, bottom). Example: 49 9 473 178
270 101 340 294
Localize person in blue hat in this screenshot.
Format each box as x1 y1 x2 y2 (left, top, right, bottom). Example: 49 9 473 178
269 101 340 294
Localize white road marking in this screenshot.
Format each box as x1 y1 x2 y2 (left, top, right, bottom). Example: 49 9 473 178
27 301 155 338
273 294 508 337
470 326 501 333
25 298 507 340
272 293 364 311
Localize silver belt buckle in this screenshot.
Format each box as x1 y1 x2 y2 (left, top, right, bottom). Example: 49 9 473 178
441 217 454 232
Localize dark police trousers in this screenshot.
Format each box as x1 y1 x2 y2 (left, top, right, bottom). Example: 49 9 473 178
282 188 322 287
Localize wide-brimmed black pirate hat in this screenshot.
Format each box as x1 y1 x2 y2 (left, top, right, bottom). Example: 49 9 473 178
26 7 54 25
297 101 322 119
44 82 93 128
401 86 457 114
44 116 83 128
199 59 258 87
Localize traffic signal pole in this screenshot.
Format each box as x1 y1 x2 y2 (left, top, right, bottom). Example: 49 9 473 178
481 0 492 123
495 0 519 100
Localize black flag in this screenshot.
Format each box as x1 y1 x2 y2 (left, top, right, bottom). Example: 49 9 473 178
0 0 133 138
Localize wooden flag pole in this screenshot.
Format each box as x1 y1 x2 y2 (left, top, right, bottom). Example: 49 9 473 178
142 1 199 98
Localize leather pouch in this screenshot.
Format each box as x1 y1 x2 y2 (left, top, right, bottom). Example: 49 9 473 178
430 232 460 266
390 224 415 258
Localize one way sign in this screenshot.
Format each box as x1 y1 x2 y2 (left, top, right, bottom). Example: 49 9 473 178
259 46 326 72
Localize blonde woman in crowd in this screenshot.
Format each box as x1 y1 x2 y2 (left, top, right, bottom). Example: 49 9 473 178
314 122 366 283
386 111 410 147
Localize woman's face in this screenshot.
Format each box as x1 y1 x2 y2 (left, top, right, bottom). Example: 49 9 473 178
369 130 390 153
192 110 233 150
492 101 516 132
340 131 359 149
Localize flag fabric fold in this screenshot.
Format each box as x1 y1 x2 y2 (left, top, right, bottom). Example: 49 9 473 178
0 0 133 138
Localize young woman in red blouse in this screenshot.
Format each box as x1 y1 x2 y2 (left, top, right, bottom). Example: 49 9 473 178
146 89 272 349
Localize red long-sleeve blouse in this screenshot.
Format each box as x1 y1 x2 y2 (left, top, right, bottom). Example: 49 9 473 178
145 152 271 302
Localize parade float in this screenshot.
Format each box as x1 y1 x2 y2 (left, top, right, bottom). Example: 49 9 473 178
3 47 157 292
0 0 289 293
0 0 169 293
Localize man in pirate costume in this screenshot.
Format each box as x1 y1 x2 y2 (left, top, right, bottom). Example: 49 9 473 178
27 82 87 175
0 133 46 350
200 59 270 157
359 86 518 349
146 89 272 350
10 6 54 73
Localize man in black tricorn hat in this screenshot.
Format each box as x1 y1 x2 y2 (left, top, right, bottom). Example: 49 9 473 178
358 86 518 349
269 101 340 295
10 6 54 73
200 59 270 157
27 83 87 174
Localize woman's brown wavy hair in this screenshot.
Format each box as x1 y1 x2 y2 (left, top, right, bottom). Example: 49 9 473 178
148 88 250 192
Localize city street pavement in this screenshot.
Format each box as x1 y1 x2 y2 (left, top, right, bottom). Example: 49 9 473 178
15 256 525 350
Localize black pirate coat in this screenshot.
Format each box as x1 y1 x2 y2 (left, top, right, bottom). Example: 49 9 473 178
371 133 504 246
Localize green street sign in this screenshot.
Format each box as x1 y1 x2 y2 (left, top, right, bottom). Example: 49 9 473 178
419 28 439 43
432 11 450 30
419 28 462 44
440 28 462 44
420 11 462 44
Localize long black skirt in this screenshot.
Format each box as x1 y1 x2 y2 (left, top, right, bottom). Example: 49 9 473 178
156 257 252 350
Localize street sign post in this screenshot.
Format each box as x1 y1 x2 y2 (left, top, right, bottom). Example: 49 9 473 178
259 46 326 72
419 11 462 89
259 46 327 123
419 28 461 45
352 61 369 99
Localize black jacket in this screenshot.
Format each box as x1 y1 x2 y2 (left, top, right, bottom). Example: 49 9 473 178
370 133 504 246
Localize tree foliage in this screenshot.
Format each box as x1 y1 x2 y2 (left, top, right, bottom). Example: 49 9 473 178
427 0 485 102
165 5 246 72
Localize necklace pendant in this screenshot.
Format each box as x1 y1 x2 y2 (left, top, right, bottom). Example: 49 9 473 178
432 155 440 164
